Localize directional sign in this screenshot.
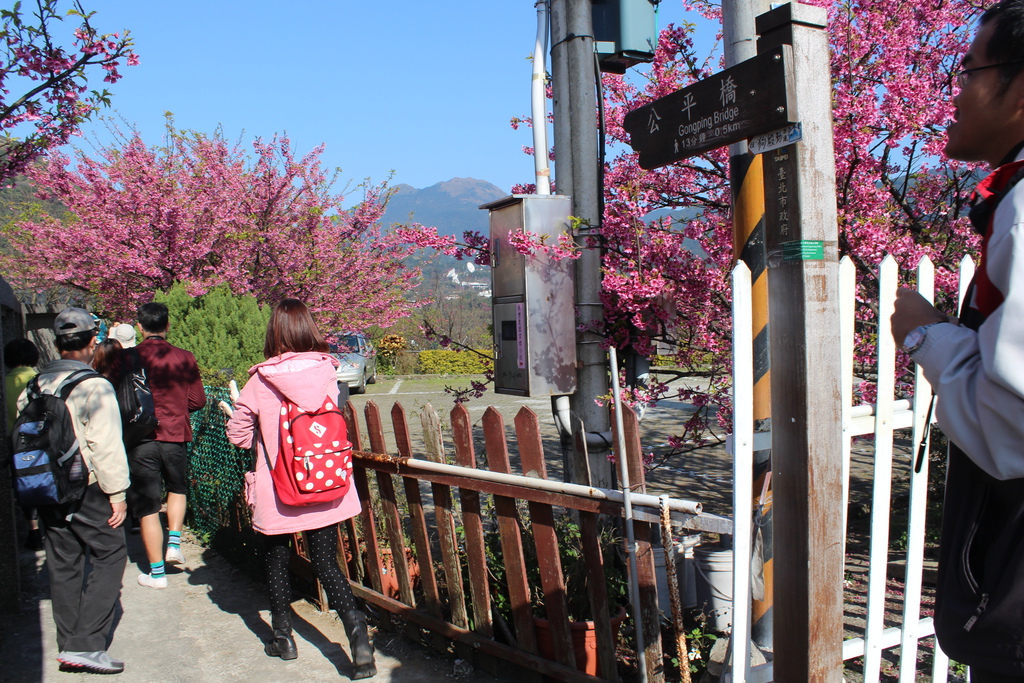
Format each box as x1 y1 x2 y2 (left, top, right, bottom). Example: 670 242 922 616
622 45 796 169
748 122 803 155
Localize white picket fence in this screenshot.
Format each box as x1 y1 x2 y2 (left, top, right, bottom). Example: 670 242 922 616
725 254 976 683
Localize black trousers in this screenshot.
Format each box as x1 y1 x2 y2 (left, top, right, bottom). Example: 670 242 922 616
39 483 127 652
263 524 357 617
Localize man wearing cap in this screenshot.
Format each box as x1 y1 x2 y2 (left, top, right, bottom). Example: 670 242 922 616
20 307 130 674
130 302 205 589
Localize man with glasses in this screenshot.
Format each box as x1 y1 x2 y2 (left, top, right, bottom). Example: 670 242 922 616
892 1 1024 680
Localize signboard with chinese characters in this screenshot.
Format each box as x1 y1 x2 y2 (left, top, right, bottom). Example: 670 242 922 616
763 145 800 252
748 122 803 155
622 45 796 169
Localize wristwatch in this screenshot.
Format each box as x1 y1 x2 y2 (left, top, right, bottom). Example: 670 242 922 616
903 322 945 355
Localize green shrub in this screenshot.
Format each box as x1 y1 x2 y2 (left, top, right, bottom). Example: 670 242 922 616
418 349 492 375
394 350 421 375
651 352 714 369
156 283 271 386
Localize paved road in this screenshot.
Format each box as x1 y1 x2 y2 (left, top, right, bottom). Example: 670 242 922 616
344 374 915 521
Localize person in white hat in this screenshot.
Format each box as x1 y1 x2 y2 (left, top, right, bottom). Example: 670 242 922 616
110 323 137 349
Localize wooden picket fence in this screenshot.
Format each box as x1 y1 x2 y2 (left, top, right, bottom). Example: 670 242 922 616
727 255 972 683
290 398 722 683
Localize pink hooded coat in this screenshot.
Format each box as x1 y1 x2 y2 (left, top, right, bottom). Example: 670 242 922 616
225 352 362 535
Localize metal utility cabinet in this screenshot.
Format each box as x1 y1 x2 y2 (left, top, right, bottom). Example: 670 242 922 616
482 195 577 396
592 0 658 74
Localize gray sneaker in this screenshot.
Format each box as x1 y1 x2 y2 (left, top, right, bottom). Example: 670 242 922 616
57 650 125 674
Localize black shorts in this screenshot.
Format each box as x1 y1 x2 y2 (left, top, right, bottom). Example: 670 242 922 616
127 441 188 517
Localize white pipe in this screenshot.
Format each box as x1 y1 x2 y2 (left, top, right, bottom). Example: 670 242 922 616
609 345 648 683
532 0 552 195
552 393 614 451
389 455 702 515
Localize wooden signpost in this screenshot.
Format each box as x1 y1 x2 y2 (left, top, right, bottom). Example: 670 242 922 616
624 3 844 681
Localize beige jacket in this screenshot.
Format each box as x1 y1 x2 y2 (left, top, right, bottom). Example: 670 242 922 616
18 359 130 503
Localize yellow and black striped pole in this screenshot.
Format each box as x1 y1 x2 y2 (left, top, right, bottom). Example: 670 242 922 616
731 148 774 650
724 0 774 651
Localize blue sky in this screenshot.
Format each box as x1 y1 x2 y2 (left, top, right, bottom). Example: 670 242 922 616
66 1 697 195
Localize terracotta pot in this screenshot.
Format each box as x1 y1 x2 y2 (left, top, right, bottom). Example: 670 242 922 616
371 547 420 600
533 606 627 676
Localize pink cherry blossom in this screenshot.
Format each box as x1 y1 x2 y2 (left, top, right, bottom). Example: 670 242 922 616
403 0 983 451
0 0 138 181
3 120 419 331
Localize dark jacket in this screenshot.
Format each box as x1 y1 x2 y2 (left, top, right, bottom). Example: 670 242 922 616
133 336 206 443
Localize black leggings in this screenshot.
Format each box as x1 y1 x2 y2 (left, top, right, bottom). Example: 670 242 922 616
263 524 357 617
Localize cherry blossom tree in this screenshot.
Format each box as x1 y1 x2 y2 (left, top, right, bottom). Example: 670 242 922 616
403 0 984 452
2 121 419 330
0 0 137 181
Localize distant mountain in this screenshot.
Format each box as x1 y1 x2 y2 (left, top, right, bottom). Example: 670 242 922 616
382 177 507 238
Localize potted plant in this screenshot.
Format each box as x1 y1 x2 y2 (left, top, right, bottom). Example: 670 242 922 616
483 505 629 675
350 478 421 601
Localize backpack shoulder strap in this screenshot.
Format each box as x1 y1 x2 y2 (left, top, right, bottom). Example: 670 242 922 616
24 375 42 401
54 369 102 401
996 165 1024 206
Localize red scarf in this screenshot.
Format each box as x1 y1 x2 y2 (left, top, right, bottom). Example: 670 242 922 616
964 158 1024 324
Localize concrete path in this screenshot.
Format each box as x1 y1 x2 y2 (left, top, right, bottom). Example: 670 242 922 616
0 531 502 682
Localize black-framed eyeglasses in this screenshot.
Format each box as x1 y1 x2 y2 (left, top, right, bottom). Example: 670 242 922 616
957 59 1024 88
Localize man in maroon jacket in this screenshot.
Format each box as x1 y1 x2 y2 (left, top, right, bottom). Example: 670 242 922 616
130 302 206 589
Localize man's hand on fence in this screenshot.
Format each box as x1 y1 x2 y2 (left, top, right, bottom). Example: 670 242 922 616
218 380 240 418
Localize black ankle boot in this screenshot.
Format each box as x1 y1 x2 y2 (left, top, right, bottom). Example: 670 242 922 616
339 610 376 679
265 613 298 660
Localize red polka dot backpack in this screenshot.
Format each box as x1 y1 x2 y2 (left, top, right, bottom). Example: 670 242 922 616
270 396 354 506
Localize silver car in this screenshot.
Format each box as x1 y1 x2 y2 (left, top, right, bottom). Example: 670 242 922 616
329 333 377 394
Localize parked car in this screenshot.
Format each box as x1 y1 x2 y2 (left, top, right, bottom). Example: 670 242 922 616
328 332 376 394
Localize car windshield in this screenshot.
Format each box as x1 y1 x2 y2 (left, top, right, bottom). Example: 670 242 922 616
329 334 364 356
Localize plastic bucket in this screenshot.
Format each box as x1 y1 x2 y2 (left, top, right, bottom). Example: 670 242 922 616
654 547 682 614
654 532 702 614
679 533 702 609
693 543 733 632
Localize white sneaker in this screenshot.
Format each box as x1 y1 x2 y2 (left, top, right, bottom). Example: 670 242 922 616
165 546 186 565
138 573 167 589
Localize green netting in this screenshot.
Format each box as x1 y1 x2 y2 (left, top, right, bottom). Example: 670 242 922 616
186 386 251 541
185 387 268 576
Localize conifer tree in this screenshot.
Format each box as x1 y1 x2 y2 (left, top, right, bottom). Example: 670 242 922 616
154 283 270 386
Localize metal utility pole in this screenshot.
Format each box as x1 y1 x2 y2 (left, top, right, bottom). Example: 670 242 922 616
723 0 774 652
549 0 613 488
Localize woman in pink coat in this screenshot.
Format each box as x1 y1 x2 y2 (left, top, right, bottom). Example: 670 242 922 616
226 299 375 679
